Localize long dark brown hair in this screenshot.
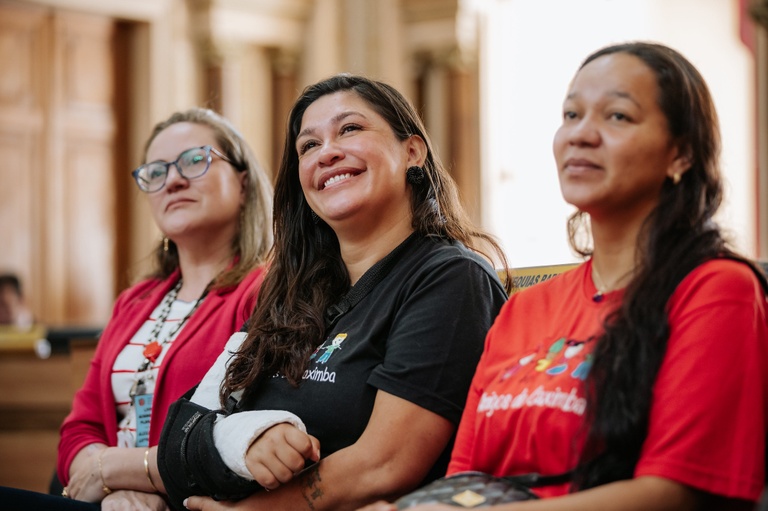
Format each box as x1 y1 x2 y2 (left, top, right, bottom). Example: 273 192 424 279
569 42 763 489
222 74 510 403
143 108 273 289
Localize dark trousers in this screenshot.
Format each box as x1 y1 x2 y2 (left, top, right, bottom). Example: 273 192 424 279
0 486 100 511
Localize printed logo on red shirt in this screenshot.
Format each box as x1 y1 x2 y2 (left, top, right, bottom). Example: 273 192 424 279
477 336 596 418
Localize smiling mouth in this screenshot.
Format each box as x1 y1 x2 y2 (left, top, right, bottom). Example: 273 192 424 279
322 173 354 189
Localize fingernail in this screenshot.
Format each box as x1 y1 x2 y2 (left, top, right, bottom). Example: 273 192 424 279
183 498 189 509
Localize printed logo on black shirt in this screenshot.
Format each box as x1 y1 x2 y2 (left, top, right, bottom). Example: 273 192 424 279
302 333 348 383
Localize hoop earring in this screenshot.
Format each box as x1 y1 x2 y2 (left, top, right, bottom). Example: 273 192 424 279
406 166 425 186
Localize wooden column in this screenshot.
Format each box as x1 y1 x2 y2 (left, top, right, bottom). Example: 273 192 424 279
414 48 482 224
271 49 299 180
752 3 768 258
446 53 481 224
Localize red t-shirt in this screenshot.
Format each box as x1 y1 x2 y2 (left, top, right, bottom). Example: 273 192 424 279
449 259 768 501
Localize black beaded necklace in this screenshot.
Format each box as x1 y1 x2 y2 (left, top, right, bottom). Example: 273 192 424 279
128 279 210 398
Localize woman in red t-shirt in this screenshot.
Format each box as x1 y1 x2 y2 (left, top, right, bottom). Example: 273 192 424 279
361 41 767 511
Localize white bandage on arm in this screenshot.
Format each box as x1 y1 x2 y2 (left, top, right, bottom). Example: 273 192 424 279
191 332 247 409
213 410 307 479
190 331 307 480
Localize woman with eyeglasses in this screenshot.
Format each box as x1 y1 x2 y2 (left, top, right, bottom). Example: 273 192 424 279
45 108 273 510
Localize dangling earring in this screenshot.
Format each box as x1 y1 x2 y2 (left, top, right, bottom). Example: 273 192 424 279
672 172 681 185
163 237 169 252
406 166 425 186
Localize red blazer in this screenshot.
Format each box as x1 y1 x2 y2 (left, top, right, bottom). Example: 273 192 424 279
57 267 264 484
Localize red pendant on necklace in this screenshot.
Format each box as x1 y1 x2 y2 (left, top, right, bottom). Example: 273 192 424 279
143 341 163 362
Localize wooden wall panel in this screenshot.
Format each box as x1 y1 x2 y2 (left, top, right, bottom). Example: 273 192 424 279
0 2 47 319
0 3 118 326
44 11 117 325
63 142 116 323
0 5 47 112
0 131 38 291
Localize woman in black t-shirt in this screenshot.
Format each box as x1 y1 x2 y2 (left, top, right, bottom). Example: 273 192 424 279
158 75 512 511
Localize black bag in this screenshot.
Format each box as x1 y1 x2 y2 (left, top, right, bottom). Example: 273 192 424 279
156 389 264 511
395 471 571 509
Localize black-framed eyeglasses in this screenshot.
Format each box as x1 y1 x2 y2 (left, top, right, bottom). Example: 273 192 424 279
131 145 233 193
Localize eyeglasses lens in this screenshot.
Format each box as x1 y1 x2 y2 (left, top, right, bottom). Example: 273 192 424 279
179 147 210 179
134 147 212 192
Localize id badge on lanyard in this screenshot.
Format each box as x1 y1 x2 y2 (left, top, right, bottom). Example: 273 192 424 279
133 393 153 447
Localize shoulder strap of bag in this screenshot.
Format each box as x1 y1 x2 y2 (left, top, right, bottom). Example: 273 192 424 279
504 470 573 488
325 232 418 327
715 255 768 295
694 255 768 483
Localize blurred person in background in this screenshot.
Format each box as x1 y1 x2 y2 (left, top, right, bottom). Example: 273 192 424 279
0 273 34 328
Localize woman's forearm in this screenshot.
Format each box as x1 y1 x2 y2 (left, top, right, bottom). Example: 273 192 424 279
239 397 453 510
185 393 454 511
100 446 166 495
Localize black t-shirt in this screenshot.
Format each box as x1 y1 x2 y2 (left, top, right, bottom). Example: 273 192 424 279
240 234 507 479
